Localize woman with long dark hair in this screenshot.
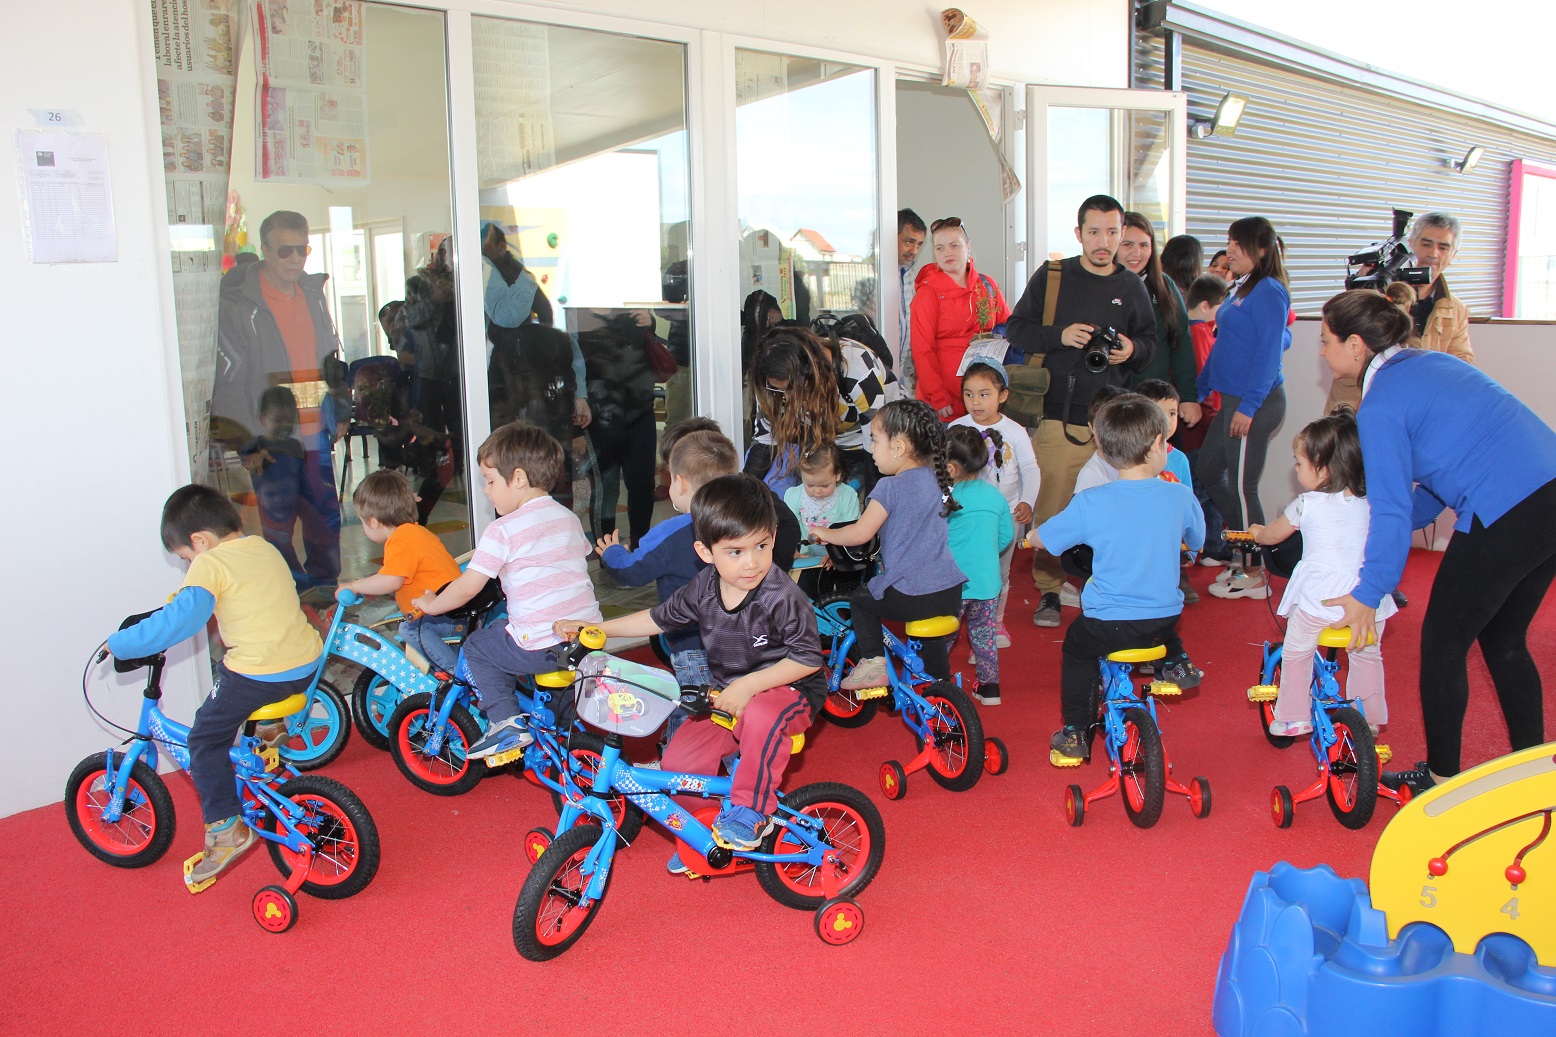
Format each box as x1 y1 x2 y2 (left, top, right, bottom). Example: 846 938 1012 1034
1119 213 1200 430
1319 289 1556 792
1197 216 1290 601
1160 233 1203 296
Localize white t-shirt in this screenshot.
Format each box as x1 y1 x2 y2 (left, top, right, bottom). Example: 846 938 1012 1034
1073 452 1118 495
1278 490 1399 624
950 413 1040 514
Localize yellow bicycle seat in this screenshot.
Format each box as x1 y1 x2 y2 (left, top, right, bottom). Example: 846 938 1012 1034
905 615 959 639
1318 627 1376 649
534 671 574 688
1106 645 1167 664
247 694 307 722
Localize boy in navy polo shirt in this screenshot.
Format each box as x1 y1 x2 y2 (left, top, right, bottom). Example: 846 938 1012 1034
556 473 823 856
1029 395 1204 765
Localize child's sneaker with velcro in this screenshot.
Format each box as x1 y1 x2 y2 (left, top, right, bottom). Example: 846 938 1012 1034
1049 726 1087 767
710 803 772 851
466 715 533 760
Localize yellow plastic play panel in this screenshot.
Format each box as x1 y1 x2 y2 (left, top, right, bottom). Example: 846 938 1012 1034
1370 742 1556 965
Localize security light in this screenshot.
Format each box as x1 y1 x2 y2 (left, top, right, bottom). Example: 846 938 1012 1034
1446 144 1485 174
1189 92 1248 140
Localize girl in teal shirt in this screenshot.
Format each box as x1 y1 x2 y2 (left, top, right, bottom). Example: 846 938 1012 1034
945 426 1015 705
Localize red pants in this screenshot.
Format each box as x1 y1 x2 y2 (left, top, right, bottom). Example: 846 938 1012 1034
661 686 810 816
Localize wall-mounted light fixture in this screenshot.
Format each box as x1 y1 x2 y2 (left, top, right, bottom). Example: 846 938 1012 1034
1189 92 1248 139
1445 144 1486 174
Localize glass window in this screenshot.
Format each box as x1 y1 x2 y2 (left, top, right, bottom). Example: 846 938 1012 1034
472 17 691 570
736 51 878 327
1512 161 1556 319
158 2 466 610
1044 107 1171 260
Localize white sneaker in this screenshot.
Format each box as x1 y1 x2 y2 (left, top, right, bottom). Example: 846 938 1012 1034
1059 583 1081 608
1213 567 1237 585
1209 569 1269 600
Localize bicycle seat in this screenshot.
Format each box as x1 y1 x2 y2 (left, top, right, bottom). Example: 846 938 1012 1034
1106 645 1167 664
905 615 959 639
1318 627 1375 649
248 693 307 721
534 670 574 689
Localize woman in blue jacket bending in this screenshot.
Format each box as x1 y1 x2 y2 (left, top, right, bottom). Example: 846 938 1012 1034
1197 216 1290 601
1320 289 1556 793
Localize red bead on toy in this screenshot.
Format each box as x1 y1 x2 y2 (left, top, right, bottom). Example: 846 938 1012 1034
1505 864 1527 886
1427 857 1448 877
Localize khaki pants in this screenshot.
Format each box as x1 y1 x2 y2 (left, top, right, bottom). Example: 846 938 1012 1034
1029 419 1096 595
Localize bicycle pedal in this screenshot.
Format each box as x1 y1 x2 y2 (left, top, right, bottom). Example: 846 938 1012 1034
485 745 527 768
1147 681 1181 698
853 686 890 701
182 852 218 894
1049 750 1084 768
259 746 281 772
1376 744 1392 765
1247 684 1279 703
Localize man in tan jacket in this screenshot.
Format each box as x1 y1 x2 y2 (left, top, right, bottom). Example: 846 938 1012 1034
1328 212 1473 412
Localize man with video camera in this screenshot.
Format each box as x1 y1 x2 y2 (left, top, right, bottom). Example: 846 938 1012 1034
1006 194 1156 627
1328 211 1475 413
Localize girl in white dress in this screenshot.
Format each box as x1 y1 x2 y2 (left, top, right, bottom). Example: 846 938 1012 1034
1250 412 1395 736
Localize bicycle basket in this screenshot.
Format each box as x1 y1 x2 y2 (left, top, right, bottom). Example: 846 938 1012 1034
574 653 681 738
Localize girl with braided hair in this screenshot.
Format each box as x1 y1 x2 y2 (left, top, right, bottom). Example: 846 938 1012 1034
952 360 1039 647
813 400 967 688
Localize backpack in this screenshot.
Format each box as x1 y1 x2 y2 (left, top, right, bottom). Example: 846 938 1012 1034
1002 265 1058 428
813 311 894 372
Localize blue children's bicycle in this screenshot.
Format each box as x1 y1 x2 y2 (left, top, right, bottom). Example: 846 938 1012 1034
66 635 381 933
511 629 887 961
1246 626 1409 829
813 593 1004 800
1060 645 1211 828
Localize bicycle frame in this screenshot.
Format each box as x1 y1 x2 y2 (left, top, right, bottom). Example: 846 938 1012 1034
1096 659 1158 762
822 625 959 745
1258 641 1348 761
552 736 842 906
95 659 323 857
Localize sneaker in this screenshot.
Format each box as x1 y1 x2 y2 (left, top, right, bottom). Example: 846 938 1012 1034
1268 718 1314 737
1209 569 1269 600
254 721 290 750
1161 656 1203 690
1049 726 1087 766
1032 593 1062 628
1180 574 1200 605
995 625 1012 650
974 681 1001 706
667 851 690 875
1058 582 1081 609
711 803 771 851
1381 761 1436 794
1391 589 1409 609
840 655 888 691
466 715 534 760
186 816 257 887
1197 549 1233 568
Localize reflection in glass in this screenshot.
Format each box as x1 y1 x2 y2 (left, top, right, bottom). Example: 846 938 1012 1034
473 18 691 554
180 2 466 603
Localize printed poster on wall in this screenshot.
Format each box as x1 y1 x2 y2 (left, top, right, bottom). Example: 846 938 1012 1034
472 20 555 186
151 0 240 471
253 0 370 183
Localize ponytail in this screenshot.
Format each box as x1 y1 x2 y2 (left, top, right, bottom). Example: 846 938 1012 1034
873 399 962 516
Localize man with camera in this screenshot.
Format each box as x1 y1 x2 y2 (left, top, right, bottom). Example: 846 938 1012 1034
1006 194 1157 627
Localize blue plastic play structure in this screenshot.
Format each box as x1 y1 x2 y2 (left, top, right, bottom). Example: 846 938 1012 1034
1213 862 1556 1036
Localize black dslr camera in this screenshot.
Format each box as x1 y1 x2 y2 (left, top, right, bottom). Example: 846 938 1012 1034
1344 208 1431 291
1083 326 1124 374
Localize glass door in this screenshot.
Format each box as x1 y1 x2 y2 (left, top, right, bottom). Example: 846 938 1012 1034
1027 87 1186 266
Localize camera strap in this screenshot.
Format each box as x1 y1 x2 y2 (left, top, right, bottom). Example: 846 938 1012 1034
1058 370 1093 447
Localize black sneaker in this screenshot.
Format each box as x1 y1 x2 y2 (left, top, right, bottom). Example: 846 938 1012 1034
1033 593 1062 628
1161 656 1203 690
974 681 1000 706
1381 761 1435 794
1049 726 1086 766
1391 589 1409 608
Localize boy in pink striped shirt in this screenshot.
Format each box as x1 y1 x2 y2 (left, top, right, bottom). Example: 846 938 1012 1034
413 422 601 759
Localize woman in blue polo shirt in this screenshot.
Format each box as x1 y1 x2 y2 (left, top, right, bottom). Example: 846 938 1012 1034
1319 289 1556 793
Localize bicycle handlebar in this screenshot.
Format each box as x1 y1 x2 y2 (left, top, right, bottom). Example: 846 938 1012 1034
335 587 364 606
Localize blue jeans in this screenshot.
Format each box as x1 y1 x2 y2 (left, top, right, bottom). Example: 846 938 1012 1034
253 433 341 587
399 613 466 676
190 664 312 823
458 625 559 723
663 648 711 744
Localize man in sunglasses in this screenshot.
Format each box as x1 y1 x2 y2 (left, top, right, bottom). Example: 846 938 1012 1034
213 209 347 599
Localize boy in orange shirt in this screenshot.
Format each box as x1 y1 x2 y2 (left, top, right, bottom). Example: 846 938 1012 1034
342 470 464 674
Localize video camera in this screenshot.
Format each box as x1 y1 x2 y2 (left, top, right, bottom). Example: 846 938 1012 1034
1084 326 1124 374
1344 208 1431 291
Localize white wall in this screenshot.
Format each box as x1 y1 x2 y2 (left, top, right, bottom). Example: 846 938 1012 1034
1259 320 1556 536
1 0 208 817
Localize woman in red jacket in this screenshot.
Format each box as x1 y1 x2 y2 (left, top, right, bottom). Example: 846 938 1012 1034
910 217 1010 420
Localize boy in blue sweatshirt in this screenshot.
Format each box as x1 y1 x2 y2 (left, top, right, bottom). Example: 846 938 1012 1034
597 421 740 691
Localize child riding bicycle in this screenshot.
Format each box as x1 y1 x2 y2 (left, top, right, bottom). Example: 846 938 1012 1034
106 484 324 887
556 472 825 856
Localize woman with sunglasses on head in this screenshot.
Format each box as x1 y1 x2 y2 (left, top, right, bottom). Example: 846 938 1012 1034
910 217 1010 421
746 324 897 498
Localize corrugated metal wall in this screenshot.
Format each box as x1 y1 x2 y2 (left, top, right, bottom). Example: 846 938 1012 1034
1134 32 1556 315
